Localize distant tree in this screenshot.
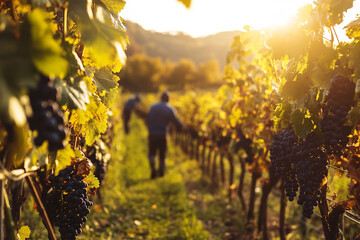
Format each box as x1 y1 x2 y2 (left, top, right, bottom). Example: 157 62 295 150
165 59 196 90
192 60 221 87
118 54 164 92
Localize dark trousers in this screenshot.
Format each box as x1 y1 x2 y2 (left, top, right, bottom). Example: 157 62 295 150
148 134 167 177
122 109 131 134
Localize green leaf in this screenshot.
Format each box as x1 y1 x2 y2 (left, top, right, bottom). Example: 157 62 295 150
71 95 109 146
91 67 119 93
59 78 90 110
84 171 100 189
68 0 128 71
26 9 68 77
74 148 85 159
55 144 75 175
349 42 360 78
273 102 292 132
268 24 309 59
17 226 31 240
281 73 312 100
290 109 314 139
345 17 360 39
98 0 126 14
99 86 119 108
346 106 360 127
327 0 354 25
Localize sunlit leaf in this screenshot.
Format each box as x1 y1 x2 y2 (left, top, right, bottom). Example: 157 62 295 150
71 95 109 146
5 124 30 168
69 0 128 71
345 17 360 39
290 109 313 139
84 171 100 189
348 42 360 78
281 74 312 100
26 9 68 77
55 144 75 175
268 23 309 59
98 0 126 14
17 226 31 240
59 79 90 110
327 0 354 25
92 67 119 92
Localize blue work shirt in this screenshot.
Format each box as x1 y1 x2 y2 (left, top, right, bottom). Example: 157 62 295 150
124 98 138 112
147 101 182 136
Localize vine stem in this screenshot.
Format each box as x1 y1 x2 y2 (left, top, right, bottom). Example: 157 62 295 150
0 179 4 240
331 26 340 45
63 4 68 41
25 176 57 240
4 188 16 240
318 184 331 240
10 0 19 25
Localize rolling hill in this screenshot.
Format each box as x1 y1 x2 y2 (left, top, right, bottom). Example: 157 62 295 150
123 20 242 71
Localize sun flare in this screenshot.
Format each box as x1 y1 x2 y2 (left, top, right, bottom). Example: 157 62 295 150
122 0 314 37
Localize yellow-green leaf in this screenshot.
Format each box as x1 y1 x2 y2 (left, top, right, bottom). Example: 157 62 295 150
17 226 31 240
84 171 100 189
55 144 75 175
27 9 68 77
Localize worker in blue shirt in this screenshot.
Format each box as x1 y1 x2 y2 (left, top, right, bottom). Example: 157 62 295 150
123 94 141 134
147 91 183 179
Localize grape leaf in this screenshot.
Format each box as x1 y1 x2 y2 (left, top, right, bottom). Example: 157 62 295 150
348 42 360 78
59 78 90 110
290 109 314 139
26 9 68 77
55 144 75 175
327 0 354 25
345 17 360 39
72 95 109 146
100 86 119 108
84 171 100 189
281 73 312 100
68 0 128 71
5 124 30 168
98 0 126 14
92 67 119 93
268 24 309 59
345 106 360 127
17 226 31 240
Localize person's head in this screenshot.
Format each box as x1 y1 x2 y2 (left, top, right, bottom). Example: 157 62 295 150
135 94 141 102
161 91 169 102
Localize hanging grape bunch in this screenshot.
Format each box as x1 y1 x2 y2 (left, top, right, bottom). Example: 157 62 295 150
294 132 327 218
28 75 66 152
320 74 355 156
46 164 92 240
269 127 299 201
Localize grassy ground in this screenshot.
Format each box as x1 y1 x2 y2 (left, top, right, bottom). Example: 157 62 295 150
21 115 247 239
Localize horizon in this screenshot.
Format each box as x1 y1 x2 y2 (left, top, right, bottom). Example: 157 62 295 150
121 0 360 42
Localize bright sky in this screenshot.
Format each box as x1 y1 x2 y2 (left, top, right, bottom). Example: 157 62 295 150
121 0 360 41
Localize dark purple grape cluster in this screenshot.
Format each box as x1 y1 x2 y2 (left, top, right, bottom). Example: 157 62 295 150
320 74 355 156
28 75 66 152
46 165 92 240
294 132 327 218
235 128 254 163
269 127 299 201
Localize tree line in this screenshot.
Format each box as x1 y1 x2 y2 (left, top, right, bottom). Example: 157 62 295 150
118 54 222 92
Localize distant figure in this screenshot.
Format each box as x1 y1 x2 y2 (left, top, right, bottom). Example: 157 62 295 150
147 91 183 179
123 94 141 134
